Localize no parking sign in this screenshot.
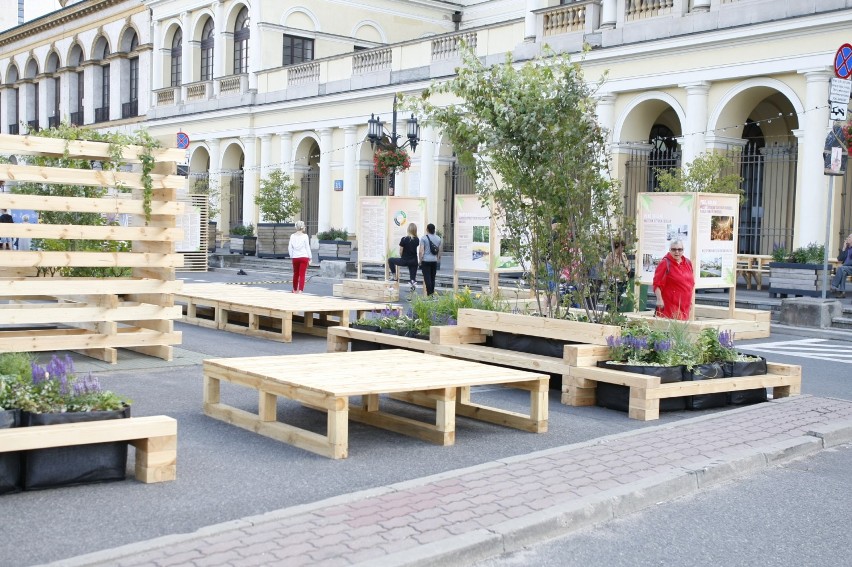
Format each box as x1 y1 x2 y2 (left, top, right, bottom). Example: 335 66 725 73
176 131 190 149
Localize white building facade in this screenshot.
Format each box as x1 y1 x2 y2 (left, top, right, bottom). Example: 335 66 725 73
3 0 852 254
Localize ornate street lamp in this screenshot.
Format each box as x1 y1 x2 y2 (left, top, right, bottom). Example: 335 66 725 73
366 94 420 196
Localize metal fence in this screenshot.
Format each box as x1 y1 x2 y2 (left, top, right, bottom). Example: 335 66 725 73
300 169 319 237
442 161 476 252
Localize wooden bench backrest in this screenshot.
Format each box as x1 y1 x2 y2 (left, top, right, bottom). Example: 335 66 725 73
456 309 621 346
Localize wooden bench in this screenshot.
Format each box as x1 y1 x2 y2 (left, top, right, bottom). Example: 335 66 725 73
736 254 772 290
203 350 548 459
332 278 399 301
0 415 177 483
562 344 802 420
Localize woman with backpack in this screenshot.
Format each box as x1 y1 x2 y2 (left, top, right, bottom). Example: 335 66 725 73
419 223 442 296
653 239 694 320
388 223 420 291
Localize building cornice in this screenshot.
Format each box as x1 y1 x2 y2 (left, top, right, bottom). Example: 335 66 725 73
0 0 127 48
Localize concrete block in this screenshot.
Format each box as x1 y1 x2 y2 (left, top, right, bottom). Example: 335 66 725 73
778 297 842 328
319 260 347 279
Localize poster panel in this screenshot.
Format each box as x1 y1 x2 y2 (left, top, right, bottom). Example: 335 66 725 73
175 204 201 252
637 193 695 286
695 194 739 288
454 195 491 272
491 205 524 273
386 197 426 259
358 196 388 263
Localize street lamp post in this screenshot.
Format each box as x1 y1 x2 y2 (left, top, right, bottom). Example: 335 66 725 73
367 94 420 196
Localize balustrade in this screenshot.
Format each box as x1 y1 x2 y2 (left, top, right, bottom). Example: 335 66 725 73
156 88 176 106
288 62 320 85
186 81 211 101
626 0 674 21
353 48 392 74
218 74 246 95
543 3 588 36
431 32 477 61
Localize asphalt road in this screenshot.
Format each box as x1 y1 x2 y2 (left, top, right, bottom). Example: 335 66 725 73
3 268 850 566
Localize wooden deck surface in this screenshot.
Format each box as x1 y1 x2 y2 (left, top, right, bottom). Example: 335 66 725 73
203 349 548 458
175 283 391 342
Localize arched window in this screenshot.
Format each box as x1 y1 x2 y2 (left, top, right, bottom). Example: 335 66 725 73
200 18 214 81
46 53 60 127
69 44 84 125
6 65 19 134
95 38 111 122
234 7 249 75
171 29 183 87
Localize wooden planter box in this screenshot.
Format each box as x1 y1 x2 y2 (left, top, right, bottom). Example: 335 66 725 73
257 223 295 258
318 240 352 261
229 235 257 256
768 262 829 298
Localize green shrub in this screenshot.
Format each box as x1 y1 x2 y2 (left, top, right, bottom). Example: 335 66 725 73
317 227 349 241
230 224 255 237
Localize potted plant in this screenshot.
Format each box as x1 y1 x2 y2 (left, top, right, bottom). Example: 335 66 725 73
768 242 828 298
0 352 31 494
373 147 411 178
316 227 352 261
0 353 132 491
254 170 301 258
229 223 257 256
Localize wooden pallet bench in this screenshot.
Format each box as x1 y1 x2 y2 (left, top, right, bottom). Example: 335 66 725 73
0 415 177 483
333 278 399 301
736 254 772 290
203 350 548 459
175 283 390 342
562 344 802 420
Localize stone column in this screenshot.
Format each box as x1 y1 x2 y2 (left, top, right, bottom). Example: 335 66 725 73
242 136 257 225
343 126 358 234
110 59 122 121
418 125 438 224
318 128 333 232
207 138 222 223
280 131 293 176
137 49 151 116
692 0 711 12
83 64 95 124
37 75 49 128
181 11 192 99
795 69 832 247
248 0 261 91
58 71 71 122
258 134 272 221
212 1 225 95
595 94 616 145
151 19 163 99
680 81 710 165
600 0 617 29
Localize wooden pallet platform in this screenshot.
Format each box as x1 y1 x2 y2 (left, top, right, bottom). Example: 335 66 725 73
176 283 392 342
203 349 548 459
0 415 177 483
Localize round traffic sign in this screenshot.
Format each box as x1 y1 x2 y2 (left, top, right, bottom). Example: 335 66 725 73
835 44 852 79
176 131 190 149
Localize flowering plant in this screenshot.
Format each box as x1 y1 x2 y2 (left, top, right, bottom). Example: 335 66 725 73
373 147 411 177
0 353 130 413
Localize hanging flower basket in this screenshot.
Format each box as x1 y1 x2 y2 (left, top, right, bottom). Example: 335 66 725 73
373 147 411 177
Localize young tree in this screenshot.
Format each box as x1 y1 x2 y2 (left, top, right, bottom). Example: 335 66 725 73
655 152 743 198
254 169 301 223
406 47 625 320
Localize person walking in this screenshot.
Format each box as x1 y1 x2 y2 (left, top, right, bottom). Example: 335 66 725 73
288 220 311 294
653 239 694 320
0 208 14 250
16 214 31 252
831 233 852 298
388 223 420 291
419 223 442 296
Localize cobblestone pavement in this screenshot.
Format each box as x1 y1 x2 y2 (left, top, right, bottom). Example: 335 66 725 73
55 395 852 567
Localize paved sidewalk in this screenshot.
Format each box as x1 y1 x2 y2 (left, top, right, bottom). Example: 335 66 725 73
54 395 852 567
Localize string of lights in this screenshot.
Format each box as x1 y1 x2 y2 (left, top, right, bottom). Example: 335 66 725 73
191 103 831 177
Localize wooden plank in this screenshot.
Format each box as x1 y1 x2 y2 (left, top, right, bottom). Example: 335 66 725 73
457 309 621 345
429 325 486 345
0 223 183 242
563 344 611 367
0 303 182 325
0 163 184 191
0 134 186 162
568 365 662 388
0 328 182 353
0 251 184 268
0 415 177 452
432 343 569 374
0 193 183 216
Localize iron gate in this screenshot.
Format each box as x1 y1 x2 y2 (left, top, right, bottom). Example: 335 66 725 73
442 161 476 252
365 171 388 196
300 168 319 237
227 170 244 231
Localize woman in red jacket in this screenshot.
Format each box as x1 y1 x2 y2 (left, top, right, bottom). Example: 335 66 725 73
653 240 694 320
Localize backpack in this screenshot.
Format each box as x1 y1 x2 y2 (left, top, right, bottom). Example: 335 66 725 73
426 234 439 255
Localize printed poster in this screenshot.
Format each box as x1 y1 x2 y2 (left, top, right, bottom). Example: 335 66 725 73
175 204 200 252
386 197 426 259
454 195 491 272
636 193 695 286
695 193 738 288
358 196 387 263
491 205 524 272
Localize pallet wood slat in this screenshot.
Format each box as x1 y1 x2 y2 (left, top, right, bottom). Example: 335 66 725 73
0 134 182 362
0 415 177 484
0 193 183 216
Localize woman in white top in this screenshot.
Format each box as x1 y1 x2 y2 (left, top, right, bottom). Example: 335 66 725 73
288 220 312 293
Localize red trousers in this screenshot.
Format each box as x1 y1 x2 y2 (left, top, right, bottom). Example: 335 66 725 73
292 257 309 291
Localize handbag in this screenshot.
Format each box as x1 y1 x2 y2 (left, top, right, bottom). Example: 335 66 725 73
426 234 439 255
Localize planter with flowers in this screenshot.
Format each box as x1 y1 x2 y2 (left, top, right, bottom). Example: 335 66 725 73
0 353 132 492
316 227 352 261
373 147 411 178
768 242 829 298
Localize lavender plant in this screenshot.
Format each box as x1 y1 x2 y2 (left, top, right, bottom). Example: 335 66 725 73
16 354 129 413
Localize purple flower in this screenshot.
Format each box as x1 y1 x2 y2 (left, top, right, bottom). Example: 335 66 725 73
719 330 734 349
653 339 672 352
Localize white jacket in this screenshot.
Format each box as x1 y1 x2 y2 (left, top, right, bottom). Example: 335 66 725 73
288 231 312 259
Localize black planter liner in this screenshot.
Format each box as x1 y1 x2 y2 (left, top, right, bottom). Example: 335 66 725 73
22 406 130 491
403 332 431 341
492 331 572 390
351 324 381 333
683 362 726 410
723 355 768 405
350 324 383 351
595 362 686 412
0 409 22 495
380 328 402 335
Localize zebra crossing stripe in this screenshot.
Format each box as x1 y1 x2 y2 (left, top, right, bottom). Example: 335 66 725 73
742 338 852 363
